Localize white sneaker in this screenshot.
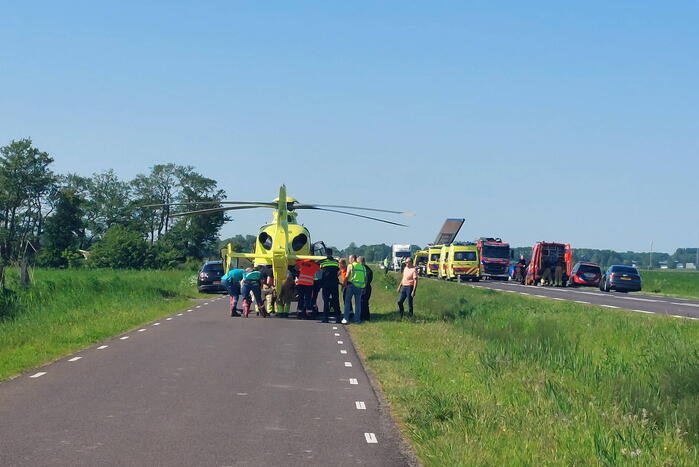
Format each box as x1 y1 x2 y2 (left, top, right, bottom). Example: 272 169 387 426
341 319 348 324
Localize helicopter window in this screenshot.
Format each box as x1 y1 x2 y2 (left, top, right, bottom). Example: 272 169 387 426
291 233 308 251
258 232 273 250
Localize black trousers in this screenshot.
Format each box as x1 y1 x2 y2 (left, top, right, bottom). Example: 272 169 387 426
360 285 372 321
323 284 341 321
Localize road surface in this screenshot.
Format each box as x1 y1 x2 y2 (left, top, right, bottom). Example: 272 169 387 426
0 297 412 466
468 280 699 319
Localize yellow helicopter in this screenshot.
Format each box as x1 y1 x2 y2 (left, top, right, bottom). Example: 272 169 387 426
164 185 413 296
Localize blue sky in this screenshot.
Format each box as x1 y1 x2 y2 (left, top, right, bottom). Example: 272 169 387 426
1 1 697 253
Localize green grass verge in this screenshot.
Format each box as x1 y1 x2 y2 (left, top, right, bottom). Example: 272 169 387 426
640 270 699 299
351 273 699 465
0 268 200 381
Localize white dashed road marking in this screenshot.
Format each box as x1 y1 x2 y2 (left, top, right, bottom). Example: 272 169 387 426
236 392 248 396
187 309 193 312
673 302 699 307
332 326 337 330
552 297 565 301
533 295 546 298
355 401 366 410
97 345 108 350
138 329 146 332
337 340 343 344
365 433 378 444
350 378 358 385
120 336 129 340
344 362 352 367
30 372 46 378
575 301 589 304
177 313 183 316
68 357 82 362
196 306 201 309
153 323 161 326
633 309 654 314
600 305 619 309
166 318 172 321
334 333 340 337
340 350 347 354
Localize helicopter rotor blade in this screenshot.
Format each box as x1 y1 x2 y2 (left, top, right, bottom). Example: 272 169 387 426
169 205 267 218
294 204 414 216
140 201 276 209
298 206 408 227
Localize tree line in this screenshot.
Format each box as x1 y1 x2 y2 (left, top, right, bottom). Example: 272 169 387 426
0 138 227 289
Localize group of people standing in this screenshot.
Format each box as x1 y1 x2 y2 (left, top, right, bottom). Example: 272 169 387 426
219 248 374 324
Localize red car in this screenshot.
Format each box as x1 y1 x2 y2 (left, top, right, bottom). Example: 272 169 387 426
567 262 602 287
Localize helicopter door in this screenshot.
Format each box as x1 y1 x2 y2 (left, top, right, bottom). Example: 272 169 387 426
312 241 327 257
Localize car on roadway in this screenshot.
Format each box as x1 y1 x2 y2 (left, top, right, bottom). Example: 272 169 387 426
599 265 642 293
197 260 226 293
567 262 602 287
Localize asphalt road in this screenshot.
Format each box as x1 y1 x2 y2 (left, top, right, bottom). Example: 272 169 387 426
466 279 699 319
0 297 411 467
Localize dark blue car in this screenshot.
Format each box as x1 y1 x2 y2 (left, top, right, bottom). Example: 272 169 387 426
197 260 226 293
599 265 642 293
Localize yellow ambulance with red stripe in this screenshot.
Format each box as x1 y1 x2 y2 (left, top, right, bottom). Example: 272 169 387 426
444 242 480 281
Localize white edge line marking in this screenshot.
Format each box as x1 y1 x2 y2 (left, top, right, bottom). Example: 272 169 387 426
633 309 654 314
120 336 129 340
337 341 343 344
153 323 161 326
177 313 183 316
575 301 589 304
138 328 146 332
349 378 358 384
166 317 172 321
533 295 546 298
344 362 352 367
68 356 82 362
30 372 46 378
365 433 378 444
340 350 347 354
356 401 367 410
673 302 699 307
97 345 108 349
601 305 619 309
552 297 565 300
672 315 687 319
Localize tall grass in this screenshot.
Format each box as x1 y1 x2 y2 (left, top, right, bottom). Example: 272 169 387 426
641 270 699 299
0 268 198 380
351 275 699 465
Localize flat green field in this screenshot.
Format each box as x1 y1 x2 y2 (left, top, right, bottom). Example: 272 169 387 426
0 268 198 381
640 270 699 299
351 273 699 465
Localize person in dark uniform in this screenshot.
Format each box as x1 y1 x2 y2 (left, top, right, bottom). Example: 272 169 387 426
320 249 341 323
359 256 373 321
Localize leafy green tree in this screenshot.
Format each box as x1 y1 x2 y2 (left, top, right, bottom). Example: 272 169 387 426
87 225 151 269
37 190 84 267
82 170 131 245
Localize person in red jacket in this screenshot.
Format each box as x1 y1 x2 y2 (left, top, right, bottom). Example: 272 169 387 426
296 259 320 319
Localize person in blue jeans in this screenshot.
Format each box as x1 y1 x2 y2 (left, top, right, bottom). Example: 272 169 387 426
342 256 367 324
221 267 245 316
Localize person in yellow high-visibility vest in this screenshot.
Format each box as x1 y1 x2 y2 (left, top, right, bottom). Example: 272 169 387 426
342 256 366 324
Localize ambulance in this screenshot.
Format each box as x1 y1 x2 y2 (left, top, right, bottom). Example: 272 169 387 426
445 242 480 281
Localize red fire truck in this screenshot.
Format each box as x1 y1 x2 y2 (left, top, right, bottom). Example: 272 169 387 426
525 242 573 286
476 238 511 280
